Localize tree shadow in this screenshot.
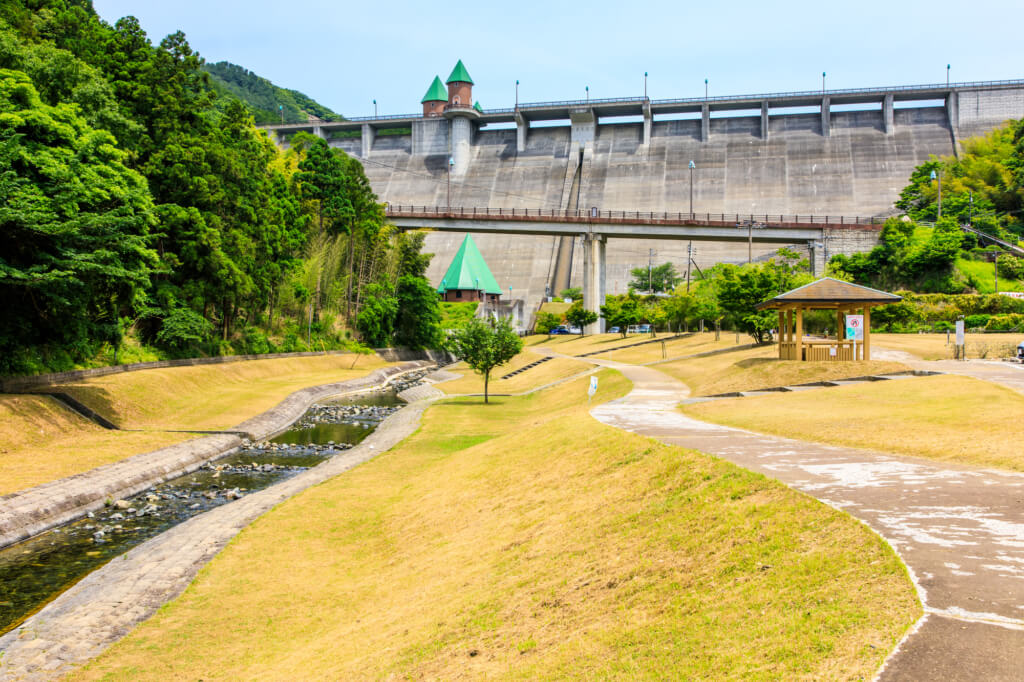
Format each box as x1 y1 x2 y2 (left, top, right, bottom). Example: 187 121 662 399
44 384 123 428
735 357 780 369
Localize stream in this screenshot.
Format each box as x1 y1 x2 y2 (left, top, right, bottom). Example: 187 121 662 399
0 372 426 636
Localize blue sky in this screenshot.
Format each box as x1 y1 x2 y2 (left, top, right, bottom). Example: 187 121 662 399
93 0 1022 118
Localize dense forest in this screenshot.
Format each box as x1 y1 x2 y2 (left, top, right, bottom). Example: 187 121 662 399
0 0 440 375
203 61 341 125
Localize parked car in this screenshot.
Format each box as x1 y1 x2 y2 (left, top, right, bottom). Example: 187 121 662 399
550 326 570 335
608 326 620 334
567 325 582 334
1017 340 1024 361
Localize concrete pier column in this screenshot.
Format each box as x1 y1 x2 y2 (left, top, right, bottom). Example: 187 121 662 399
312 124 324 139
808 239 826 276
515 110 529 153
821 96 830 138
760 100 769 140
701 103 710 142
570 108 596 147
582 233 606 333
882 93 894 135
450 116 472 176
360 123 375 157
946 90 960 153
642 100 652 146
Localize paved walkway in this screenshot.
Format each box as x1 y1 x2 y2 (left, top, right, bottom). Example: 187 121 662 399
575 356 1024 681
873 346 1024 395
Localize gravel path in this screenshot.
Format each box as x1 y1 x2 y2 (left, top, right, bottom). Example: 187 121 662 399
569 354 1024 681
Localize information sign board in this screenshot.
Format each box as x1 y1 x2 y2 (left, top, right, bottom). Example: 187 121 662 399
845 314 864 341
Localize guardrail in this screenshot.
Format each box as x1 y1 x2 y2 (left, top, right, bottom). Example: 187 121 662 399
384 205 887 226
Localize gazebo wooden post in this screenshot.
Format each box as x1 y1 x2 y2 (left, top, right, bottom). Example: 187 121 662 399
777 310 785 359
863 306 871 360
794 306 804 362
786 308 794 359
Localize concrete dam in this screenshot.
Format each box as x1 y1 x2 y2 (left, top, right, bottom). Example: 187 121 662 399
265 76 1024 317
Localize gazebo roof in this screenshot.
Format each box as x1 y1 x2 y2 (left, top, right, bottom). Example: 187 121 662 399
437 234 502 295
756 277 902 310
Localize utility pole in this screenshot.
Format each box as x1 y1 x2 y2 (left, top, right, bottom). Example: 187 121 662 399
748 222 753 263
969 192 973 228
686 242 693 292
994 253 999 294
648 248 654 293
447 156 454 209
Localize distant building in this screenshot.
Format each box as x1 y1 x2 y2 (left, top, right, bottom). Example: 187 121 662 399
437 234 502 303
419 60 481 118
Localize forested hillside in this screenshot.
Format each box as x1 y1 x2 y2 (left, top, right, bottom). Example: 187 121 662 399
0 0 440 375
203 61 340 125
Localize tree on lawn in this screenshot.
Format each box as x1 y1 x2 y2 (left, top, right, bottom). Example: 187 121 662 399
600 294 643 337
629 262 682 293
445 317 522 404
534 311 562 335
717 249 812 344
565 302 598 335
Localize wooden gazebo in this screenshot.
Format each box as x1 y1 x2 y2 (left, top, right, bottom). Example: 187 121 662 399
756 278 902 361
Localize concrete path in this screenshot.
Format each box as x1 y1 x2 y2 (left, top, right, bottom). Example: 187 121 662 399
577 356 1024 681
0 396 435 681
874 346 1024 395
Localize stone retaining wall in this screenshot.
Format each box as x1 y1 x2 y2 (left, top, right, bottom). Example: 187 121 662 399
0 362 432 550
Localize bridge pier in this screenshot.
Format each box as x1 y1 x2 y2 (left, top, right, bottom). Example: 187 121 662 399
821 96 830 138
570 108 596 146
760 100 769 140
642 101 652 146
582 233 606 334
515 110 528 152
946 90 960 153
701 103 710 142
883 93 894 134
361 124 375 157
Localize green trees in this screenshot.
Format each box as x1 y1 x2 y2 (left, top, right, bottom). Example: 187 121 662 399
445 317 523 404
565 302 598 335
0 69 157 371
534 311 562 335
600 294 643 337
629 262 682 293
716 249 812 344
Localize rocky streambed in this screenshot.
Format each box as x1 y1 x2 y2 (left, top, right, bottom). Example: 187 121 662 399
0 372 428 636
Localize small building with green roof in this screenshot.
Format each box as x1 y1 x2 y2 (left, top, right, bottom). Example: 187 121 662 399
445 60 474 108
437 234 503 303
421 76 447 117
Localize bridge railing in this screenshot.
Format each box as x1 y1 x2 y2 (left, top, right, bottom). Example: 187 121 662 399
384 205 888 226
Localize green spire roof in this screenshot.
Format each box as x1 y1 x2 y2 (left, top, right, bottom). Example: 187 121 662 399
473 101 483 112
421 76 447 103
445 60 474 85
437 234 502 295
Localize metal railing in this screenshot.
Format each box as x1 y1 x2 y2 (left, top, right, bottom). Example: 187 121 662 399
384 205 887 226
260 78 1024 130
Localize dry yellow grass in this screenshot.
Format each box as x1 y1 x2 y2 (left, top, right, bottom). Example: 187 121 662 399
57 354 390 431
873 333 1023 361
683 374 1024 471
0 395 188 495
439 349 591 395
0 354 394 496
524 331 652 355
602 331 745 365
657 345 909 397
74 371 917 680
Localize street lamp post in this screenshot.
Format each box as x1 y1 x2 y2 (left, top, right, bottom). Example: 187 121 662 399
969 191 973 228
515 79 519 108
373 99 377 117
688 160 695 216
931 169 942 218
644 71 648 99
585 85 589 103
822 71 826 93
279 104 283 124
704 78 708 100
947 64 951 87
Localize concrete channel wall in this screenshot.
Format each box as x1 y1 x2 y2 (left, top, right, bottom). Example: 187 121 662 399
0 360 435 550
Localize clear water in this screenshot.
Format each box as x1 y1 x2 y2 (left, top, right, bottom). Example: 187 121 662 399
0 389 403 635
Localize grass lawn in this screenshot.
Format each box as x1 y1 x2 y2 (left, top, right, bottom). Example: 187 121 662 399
523 332 653 355
0 396 189 496
56 353 391 431
603 331 746 365
956 257 1024 293
438 349 591 395
873 332 1023 360
74 371 918 680
0 355 394 496
657 345 909 397
683 374 1024 471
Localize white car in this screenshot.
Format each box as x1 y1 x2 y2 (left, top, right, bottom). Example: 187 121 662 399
1017 341 1024 361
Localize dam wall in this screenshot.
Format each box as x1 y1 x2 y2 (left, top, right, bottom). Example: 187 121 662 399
307 83 1024 310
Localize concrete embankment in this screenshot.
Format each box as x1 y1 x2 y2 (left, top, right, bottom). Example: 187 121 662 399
0 361 433 550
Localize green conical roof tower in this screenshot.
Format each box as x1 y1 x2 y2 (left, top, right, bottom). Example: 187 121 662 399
437 234 502 295
446 59 474 85
421 76 447 103
473 101 483 113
